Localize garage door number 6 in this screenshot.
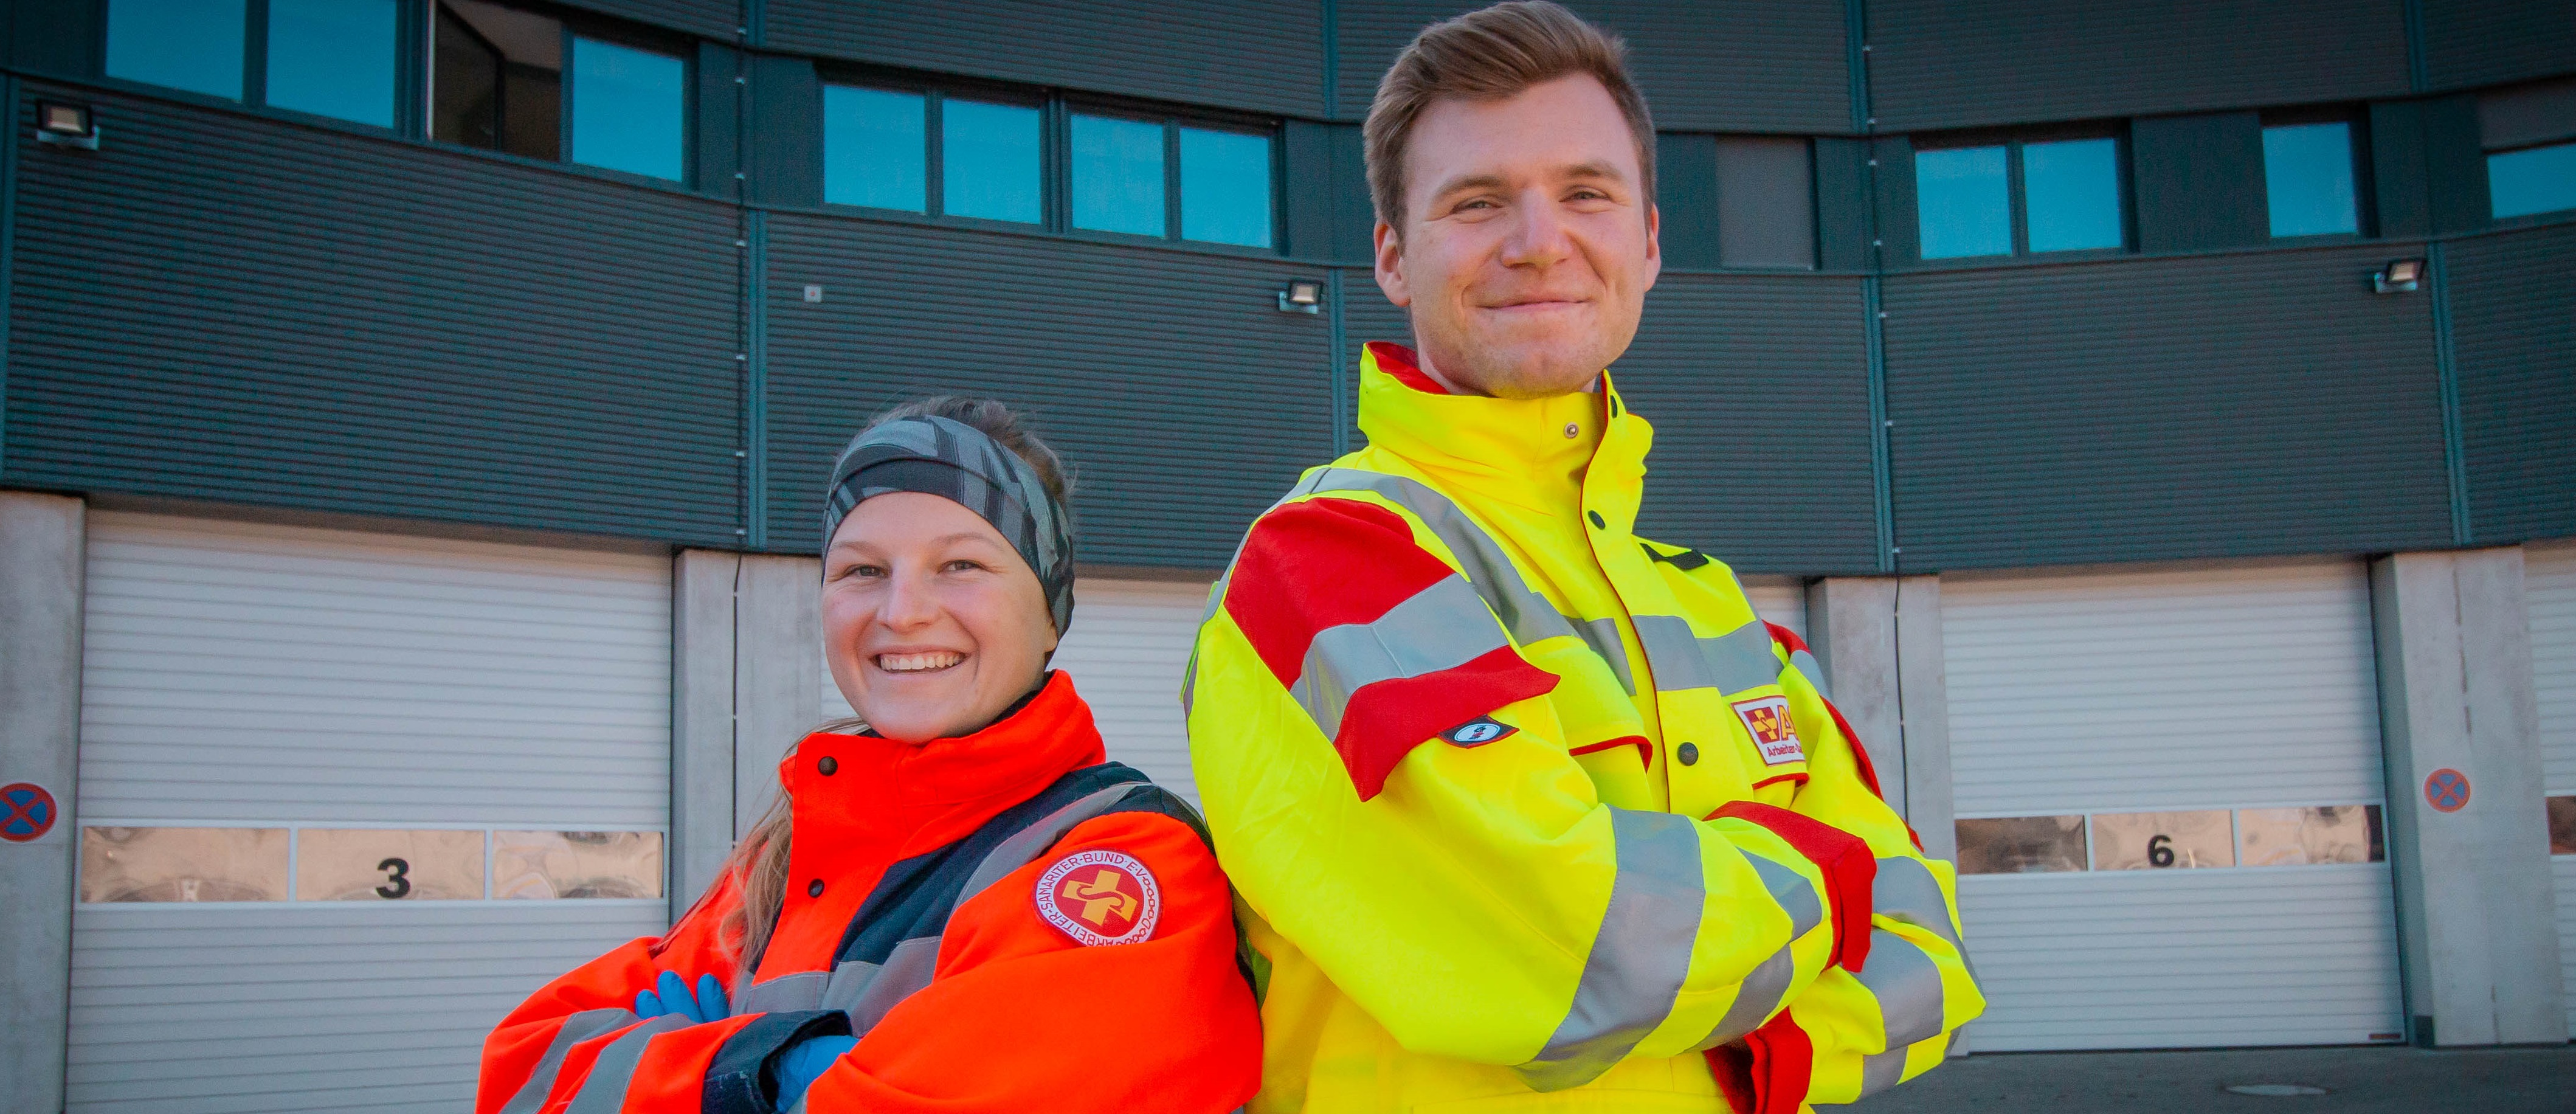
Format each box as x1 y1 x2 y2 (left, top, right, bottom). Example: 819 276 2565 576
2146 834 2175 868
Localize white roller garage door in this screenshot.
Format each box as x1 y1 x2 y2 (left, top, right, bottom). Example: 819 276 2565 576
825 578 1215 802
1940 558 2403 1051
2526 540 2576 1036
71 513 673 1114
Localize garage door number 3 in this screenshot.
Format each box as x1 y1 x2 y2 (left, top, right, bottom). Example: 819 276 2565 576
376 857 411 899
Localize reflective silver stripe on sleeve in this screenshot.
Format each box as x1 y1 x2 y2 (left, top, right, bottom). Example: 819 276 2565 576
1296 468 1638 693
1874 857 1963 950
499 1008 640 1114
1293 574 1511 738
1689 943 1795 1051
1855 929 1947 1048
1860 1045 1910 1095
731 969 827 1014
955 783 1142 907
1787 649 1829 700
836 935 942 1035
1632 614 1780 695
561 1014 694 1114
1513 808 1705 1092
1741 853 1823 939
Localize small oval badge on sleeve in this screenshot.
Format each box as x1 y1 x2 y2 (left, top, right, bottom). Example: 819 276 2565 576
1035 849 1160 946
1442 716 1517 747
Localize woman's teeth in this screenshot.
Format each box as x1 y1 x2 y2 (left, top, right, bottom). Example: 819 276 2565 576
877 651 964 673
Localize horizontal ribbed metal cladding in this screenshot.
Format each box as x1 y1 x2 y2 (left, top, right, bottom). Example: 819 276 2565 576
762 216 1336 569
2448 223 2576 544
1333 1 1850 132
1865 0 2411 132
2420 0 2576 92
1341 274 1411 446
1617 276 1876 575
2 89 742 547
553 0 741 39
1883 246 2453 570
764 1 1324 119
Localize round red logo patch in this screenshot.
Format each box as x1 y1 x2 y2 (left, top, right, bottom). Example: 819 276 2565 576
1034 849 1160 946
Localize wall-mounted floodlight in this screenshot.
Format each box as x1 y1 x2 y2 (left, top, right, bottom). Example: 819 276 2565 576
2372 258 2425 294
35 101 98 150
1277 280 1324 314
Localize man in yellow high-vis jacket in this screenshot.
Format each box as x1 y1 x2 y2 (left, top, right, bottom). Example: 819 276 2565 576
1184 4 1982 1111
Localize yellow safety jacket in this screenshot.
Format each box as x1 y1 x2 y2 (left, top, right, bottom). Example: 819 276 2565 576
1186 343 1981 1113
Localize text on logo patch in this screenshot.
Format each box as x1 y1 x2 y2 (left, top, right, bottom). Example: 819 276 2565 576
1732 695 1806 766
1034 849 1161 946
1442 716 1517 747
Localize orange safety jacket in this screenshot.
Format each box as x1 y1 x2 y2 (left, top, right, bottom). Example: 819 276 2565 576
1186 343 1981 1113
477 670 1261 1114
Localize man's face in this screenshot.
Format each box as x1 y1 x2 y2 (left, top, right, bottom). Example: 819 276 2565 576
1375 73 1660 399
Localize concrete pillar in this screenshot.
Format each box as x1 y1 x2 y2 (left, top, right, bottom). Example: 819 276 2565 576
2371 548 2567 1046
1804 575 1956 859
1 492 83 1114
733 555 822 838
669 550 739 921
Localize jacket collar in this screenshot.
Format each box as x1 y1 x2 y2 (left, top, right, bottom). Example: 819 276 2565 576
1355 342 1652 533
783 669 1107 858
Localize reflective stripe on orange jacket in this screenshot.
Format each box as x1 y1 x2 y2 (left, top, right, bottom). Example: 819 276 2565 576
477 671 1261 1114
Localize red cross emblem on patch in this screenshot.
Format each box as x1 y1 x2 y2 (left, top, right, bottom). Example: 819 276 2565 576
1733 695 1806 767
1035 849 1161 946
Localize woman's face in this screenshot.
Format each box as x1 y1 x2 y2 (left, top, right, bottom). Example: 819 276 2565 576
822 491 1059 743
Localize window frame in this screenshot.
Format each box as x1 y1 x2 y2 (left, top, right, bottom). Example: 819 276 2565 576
95 0 421 136
418 1 694 185
1911 123 2133 265
815 72 1284 255
2256 106 2374 243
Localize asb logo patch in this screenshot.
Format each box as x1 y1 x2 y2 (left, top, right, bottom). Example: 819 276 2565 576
1442 716 1517 747
1732 695 1806 767
1035 849 1161 946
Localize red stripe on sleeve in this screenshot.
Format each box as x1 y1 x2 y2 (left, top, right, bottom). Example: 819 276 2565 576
1711 801 1877 973
1223 497 1557 801
1742 1012 1816 1114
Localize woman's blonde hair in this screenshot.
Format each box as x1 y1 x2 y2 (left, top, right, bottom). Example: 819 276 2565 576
719 396 1071 977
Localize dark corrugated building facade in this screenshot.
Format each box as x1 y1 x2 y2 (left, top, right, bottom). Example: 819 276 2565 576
0 2 2571 1111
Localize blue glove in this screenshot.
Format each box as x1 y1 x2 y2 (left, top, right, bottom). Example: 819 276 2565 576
773 1035 857 1109
632 970 730 1023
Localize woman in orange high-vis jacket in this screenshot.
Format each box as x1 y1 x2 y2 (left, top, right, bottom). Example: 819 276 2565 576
477 398 1260 1114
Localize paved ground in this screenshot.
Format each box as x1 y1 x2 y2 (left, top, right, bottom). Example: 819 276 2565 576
1846 1044 2576 1113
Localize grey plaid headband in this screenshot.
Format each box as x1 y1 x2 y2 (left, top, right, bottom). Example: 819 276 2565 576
823 415 1076 635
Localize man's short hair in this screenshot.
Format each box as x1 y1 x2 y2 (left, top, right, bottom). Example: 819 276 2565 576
1364 1 1656 234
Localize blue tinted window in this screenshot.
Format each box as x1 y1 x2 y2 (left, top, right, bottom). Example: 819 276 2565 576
823 86 926 212
266 0 398 127
2488 142 2576 219
2262 123 2358 237
943 100 1043 224
568 38 685 181
106 0 246 100
1179 128 1273 247
1071 115 1167 237
2023 138 2122 252
1915 146 2010 258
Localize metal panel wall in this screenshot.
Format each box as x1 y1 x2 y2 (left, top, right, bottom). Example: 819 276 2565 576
1942 559 2386 815
2420 0 2576 93
2 89 744 548
763 1 1325 119
2449 224 2576 545
1332 1 1851 131
1882 247 2454 570
555 0 741 39
2533 540 2576 792
1616 275 1879 575
762 216 1336 569
1865 0 2412 131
